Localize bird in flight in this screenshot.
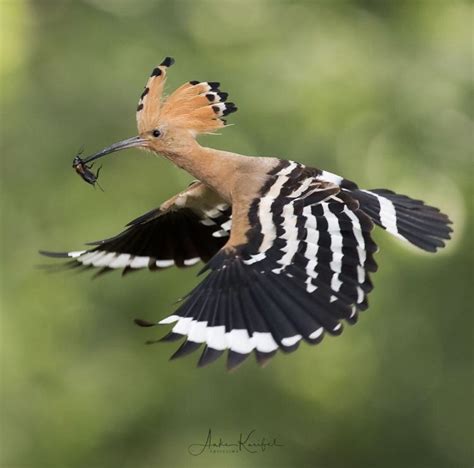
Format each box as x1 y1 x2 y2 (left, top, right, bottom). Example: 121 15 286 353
41 57 452 370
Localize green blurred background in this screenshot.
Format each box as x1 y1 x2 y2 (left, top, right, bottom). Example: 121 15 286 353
1 1 472 467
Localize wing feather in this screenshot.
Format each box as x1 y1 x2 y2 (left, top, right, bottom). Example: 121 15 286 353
153 161 378 368
40 182 231 274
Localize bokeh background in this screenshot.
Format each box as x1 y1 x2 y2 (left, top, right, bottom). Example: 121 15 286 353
1 1 472 467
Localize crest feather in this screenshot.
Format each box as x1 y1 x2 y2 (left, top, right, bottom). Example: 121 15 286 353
160 81 237 135
136 58 237 136
136 56 175 133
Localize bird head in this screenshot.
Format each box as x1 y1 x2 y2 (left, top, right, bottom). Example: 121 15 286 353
79 57 237 166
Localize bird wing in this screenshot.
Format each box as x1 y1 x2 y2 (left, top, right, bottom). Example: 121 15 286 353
151 161 379 370
40 182 232 274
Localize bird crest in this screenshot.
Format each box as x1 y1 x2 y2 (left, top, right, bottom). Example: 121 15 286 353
136 57 237 136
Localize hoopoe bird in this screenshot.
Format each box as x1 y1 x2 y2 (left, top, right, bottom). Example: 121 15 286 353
41 57 452 370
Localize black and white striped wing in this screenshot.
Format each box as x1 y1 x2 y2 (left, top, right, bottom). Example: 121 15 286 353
150 161 378 369
40 182 232 274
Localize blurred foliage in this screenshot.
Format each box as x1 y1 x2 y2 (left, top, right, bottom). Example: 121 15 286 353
0 0 472 467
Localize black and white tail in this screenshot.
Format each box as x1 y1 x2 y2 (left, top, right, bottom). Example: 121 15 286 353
349 188 452 252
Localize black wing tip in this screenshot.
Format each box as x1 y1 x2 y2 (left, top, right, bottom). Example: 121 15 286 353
327 324 344 336
226 350 250 371
280 342 300 354
304 331 326 345
84 240 104 246
92 267 112 279
134 318 157 328
38 250 71 258
122 266 137 277
255 350 277 367
169 340 202 360
197 347 224 368
159 331 184 342
423 243 445 253
346 313 359 325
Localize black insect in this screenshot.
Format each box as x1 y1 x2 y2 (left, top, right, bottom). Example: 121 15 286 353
72 149 103 190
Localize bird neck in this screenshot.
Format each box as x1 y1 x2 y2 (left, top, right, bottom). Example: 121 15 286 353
159 139 244 202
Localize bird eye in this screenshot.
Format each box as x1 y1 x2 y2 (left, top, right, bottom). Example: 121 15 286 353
152 129 161 138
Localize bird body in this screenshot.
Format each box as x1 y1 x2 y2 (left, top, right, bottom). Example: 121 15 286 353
41 57 452 370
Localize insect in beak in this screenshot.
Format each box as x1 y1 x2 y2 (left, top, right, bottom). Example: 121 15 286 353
72 149 104 190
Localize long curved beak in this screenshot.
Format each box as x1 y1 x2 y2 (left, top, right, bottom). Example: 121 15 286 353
81 136 148 165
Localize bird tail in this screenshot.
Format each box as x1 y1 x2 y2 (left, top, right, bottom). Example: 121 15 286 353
349 188 452 252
